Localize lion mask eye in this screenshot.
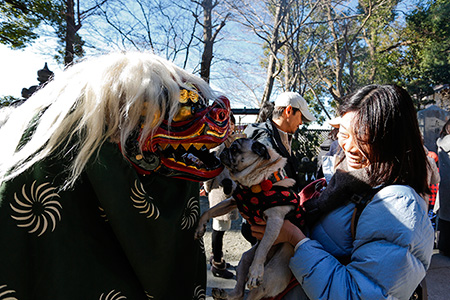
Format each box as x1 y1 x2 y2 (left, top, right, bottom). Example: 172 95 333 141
179 89 199 104
189 90 199 103
180 89 189 103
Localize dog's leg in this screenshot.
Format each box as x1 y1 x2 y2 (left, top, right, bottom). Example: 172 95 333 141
247 205 293 289
246 243 294 300
212 244 257 300
194 198 237 239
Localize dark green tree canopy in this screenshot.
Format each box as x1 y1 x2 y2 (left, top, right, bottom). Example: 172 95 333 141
406 0 450 85
0 0 63 48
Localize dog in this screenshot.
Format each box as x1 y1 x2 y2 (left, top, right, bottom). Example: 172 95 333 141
195 138 305 300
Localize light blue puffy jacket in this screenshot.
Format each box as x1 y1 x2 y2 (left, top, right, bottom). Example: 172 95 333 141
290 185 434 300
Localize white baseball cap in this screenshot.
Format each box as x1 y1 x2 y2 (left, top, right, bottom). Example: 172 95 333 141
274 92 316 123
327 116 342 128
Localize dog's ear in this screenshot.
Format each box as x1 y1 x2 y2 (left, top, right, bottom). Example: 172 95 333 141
251 141 270 160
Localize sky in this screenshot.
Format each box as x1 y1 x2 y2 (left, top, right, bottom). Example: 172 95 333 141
0 42 261 124
0 43 63 99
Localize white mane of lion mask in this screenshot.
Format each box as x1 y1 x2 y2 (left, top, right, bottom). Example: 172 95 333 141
0 52 231 188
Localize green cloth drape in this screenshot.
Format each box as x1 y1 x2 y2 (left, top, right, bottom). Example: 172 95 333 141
0 141 206 299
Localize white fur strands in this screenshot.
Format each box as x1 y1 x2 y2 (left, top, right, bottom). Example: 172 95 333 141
0 52 215 190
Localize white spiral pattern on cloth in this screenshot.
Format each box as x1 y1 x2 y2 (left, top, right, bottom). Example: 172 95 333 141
131 180 160 220
0 284 18 300
98 206 108 221
193 285 206 300
10 181 62 237
99 290 127 300
181 197 199 230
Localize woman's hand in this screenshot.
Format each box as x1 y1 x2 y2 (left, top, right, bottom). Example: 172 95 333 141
251 220 306 247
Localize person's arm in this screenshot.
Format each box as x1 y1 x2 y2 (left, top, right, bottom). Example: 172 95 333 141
288 187 434 300
251 219 307 248
427 156 440 185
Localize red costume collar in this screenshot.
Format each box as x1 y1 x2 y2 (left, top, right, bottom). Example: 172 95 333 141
239 169 288 193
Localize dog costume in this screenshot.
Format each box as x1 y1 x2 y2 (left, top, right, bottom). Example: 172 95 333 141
233 171 306 228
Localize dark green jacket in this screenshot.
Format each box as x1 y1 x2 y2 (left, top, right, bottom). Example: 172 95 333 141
0 142 205 299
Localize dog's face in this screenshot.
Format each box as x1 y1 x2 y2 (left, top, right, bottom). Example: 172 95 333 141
219 138 270 175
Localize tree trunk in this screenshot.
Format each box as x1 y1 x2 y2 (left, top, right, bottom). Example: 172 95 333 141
325 1 343 101
260 0 287 108
65 0 76 66
200 0 213 82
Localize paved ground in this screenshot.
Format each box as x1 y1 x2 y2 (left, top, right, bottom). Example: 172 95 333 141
426 250 450 300
200 196 450 300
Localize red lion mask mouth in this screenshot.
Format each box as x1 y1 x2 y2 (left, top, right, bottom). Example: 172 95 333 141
123 95 231 182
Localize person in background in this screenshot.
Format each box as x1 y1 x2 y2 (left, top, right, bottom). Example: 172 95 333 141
204 113 242 279
425 148 439 233
244 91 316 193
315 127 339 179
423 147 440 206
437 119 450 256
252 85 434 299
242 91 316 245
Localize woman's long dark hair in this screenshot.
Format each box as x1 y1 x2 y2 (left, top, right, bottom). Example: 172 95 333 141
338 84 429 195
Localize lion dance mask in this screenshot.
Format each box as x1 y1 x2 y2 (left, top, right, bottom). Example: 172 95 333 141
0 52 230 299
123 90 231 182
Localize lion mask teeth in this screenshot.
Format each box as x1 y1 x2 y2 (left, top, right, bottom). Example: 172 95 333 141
193 143 203 150
156 142 219 151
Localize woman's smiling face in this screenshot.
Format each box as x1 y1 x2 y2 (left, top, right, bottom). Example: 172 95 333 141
337 111 369 170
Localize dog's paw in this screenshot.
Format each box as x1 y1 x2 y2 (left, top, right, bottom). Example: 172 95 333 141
194 223 206 240
212 288 228 299
247 264 264 289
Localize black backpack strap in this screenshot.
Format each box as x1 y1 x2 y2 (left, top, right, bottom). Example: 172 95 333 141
350 186 384 239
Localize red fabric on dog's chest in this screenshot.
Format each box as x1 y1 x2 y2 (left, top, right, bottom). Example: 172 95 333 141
233 185 305 226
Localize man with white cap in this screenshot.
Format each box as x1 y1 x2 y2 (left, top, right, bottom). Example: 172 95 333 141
244 91 316 192
240 91 316 247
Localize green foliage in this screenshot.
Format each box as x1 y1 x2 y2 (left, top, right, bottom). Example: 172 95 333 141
406 0 450 84
0 0 64 48
292 127 324 160
0 0 84 64
392 0 450 105
0 95 22 107
1 1 40 48
291 128 330 187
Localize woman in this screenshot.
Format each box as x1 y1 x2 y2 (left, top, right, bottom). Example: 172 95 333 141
437 119 450 256
252 85 434 299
